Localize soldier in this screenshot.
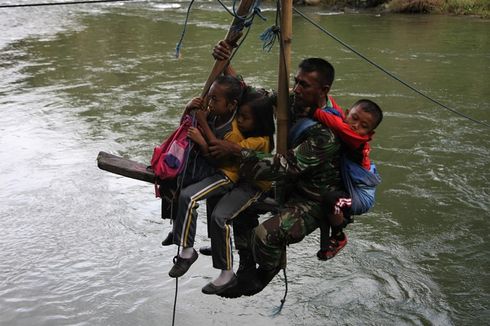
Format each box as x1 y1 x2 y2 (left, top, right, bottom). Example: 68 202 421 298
212 41 345 297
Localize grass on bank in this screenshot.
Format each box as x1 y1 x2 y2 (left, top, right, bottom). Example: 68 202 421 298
314 0 489 17
386 0 490 16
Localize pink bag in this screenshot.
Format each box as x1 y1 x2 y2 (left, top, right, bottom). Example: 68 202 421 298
150 115 193 183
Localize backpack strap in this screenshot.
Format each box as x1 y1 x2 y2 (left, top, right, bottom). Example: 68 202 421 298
288 107 339 147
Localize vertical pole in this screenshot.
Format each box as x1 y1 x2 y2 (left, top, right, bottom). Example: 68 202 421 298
276 0 292 155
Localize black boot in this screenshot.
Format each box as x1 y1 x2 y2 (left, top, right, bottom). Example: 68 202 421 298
217 264 279 298
256 265 281 289
217 250 257 299
236 250 256 277
229 265 279 297
161 231 173 246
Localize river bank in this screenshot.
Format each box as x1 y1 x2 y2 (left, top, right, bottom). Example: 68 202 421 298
295 0 489 18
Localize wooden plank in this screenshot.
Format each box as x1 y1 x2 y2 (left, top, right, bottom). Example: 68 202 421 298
97 151 155 184
97 151 280 212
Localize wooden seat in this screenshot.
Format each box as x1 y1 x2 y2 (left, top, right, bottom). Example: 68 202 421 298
97 151 279 214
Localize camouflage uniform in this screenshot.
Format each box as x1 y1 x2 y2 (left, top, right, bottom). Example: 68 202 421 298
239 122 343 271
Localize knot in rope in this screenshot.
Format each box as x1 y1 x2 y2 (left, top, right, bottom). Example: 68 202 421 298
232 0 261 20
260 25 280 52
231 0 265 31
231 18 246 34
253 6 267 22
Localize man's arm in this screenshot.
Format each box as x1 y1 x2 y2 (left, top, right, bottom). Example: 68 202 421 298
208 137 269 159
240 125 339 181
212 40 238 77
208 139 241 159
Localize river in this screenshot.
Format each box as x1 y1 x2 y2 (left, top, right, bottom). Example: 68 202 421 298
0 1 488 325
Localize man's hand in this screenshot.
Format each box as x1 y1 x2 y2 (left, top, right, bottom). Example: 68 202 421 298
208 139 241 159
212 40 232 61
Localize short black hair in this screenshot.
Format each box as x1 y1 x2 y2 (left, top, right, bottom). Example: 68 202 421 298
298 58 335 88
352 99 383 129
214 75 243 104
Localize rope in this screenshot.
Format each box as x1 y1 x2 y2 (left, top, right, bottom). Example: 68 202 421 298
176 0 263 62
279 268 288 311
171 276 179 326
194 2 262 100
0 0 132 8
259 0 280 52
259 25 280 52
216 0 237 16
293 7 489 128
227 14 254 63
216 0 259 21
232 0 262 22
168 112 197 326
272 268 288 316
175 0 196 59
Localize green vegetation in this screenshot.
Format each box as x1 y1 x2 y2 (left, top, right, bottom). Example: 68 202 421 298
386 0 490 16
299 0 490 17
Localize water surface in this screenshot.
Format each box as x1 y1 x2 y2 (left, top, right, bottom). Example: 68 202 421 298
0 2 488 325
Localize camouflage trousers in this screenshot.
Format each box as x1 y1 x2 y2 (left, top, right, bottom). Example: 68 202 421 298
251 193 323 271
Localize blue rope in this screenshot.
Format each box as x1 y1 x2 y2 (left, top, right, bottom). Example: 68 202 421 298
216 0 264 31
232 0 261 21
216 0 236 16
259 25 280 52
259 1 280 52
177 0 264 59
175 0 196 59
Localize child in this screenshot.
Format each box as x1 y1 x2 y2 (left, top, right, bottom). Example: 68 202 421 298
201 90 275 294
158 75 242 243
168 85 275 283
167 75 244 278
308 99 383 260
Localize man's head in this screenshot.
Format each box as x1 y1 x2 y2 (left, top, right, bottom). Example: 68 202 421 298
292 58 335 114
345 99 383 136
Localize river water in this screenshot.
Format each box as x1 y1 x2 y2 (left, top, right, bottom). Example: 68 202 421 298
0 1 488 325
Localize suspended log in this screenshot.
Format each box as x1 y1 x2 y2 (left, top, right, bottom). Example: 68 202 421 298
97 151 155 184
96 151 279 212
200 0 257 97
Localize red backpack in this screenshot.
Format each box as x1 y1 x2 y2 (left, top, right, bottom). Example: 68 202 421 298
150 115 194 196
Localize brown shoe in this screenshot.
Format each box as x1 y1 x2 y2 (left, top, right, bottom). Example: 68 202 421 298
161 231 173 246
168 249 198 278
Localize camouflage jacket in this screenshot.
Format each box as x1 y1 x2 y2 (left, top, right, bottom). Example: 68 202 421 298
240 122 343 202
